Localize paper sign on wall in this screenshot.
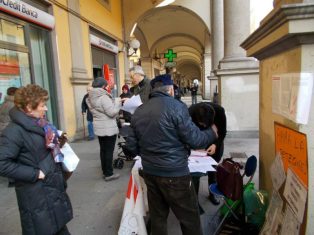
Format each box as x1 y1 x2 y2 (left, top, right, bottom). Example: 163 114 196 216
274 123 308 187
272 73 313 124
283 168 307 223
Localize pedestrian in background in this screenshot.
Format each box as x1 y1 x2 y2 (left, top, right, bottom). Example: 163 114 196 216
119 84 132 123
126 74 218 235
87 77 122 181
190 83 198 105
81 86 95 140
0 86 18 187
0 84 73 235
0 87 18 135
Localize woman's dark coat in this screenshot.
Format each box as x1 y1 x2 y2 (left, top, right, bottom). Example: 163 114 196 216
0 107 73 235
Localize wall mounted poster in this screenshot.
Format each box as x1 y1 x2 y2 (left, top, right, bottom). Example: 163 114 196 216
274 123 308 187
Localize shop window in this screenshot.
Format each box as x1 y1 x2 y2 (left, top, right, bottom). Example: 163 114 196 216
0 48 31 105
0 19 25 45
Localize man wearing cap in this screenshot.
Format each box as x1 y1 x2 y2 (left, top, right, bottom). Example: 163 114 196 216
126 74 218 235
87 77 122 181
129 65 152 104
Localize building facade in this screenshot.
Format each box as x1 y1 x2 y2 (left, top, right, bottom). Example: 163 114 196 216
0 0 126 138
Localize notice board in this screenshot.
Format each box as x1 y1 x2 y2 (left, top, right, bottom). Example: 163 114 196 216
274 122 308 187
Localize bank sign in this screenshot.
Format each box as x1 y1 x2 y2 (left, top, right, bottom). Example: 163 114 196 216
0 0 55 29
90 34 119 54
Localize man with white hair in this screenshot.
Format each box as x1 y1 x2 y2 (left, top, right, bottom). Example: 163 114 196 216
129 65 152 104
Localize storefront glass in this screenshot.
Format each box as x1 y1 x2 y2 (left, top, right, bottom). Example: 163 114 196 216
0 48 31 104
29 25 57 123
0 15 58 125
0 19 25 45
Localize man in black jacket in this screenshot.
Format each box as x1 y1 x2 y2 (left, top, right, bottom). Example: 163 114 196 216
126 74 218 235
81 86 94 140
189 102 227 205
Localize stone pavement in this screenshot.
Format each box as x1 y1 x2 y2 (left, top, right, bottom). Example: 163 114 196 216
0 136 258 235
0 93 259 235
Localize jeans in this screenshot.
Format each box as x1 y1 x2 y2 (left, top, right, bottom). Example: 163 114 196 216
98 135 117 176
192 95 197 105
87 121 95 139
143 173 202 235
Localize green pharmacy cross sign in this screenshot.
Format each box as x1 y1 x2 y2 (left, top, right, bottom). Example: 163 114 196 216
164 49 177 62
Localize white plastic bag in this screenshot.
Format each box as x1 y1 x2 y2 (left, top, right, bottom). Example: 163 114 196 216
60 143 80 172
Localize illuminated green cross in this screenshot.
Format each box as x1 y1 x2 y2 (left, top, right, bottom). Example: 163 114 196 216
164 49 177 62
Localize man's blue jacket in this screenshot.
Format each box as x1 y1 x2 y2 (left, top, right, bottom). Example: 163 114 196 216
126 90 217 177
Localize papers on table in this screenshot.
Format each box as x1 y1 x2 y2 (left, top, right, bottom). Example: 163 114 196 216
188 156 216 173
190 150 207 157
121 95 142 114
132 155 217 173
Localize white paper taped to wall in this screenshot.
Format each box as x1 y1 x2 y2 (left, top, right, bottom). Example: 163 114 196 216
272 73 313 124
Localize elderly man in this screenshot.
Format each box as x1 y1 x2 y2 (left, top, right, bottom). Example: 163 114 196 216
126 74 218 235
129 65 151 104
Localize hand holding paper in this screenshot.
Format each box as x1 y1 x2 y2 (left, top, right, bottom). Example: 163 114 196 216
120 95 143 114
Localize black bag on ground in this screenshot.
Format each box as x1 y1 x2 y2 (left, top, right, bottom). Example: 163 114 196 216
216 158 243 200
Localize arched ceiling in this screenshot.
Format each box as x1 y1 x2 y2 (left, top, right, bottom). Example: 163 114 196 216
123 1 211 80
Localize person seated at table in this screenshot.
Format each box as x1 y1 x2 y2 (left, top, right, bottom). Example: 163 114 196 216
126 74 218 235
189 102 227 205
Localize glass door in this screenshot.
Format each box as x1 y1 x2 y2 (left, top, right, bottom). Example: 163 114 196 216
29 25 58 125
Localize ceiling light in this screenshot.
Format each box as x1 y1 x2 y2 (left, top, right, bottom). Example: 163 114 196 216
130 23 137 37
156 0 175 7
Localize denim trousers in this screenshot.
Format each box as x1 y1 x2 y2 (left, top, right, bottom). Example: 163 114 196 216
143 173 202 235
87 121 95 138
191 95 197 104
98 135 117 177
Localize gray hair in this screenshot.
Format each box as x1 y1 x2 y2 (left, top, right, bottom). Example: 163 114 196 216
129 65 145 76
152 85 173 94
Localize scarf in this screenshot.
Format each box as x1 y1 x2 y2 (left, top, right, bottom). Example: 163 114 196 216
36 118 64 163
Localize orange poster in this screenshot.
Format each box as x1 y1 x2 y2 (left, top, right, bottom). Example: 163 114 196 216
274 122 308 187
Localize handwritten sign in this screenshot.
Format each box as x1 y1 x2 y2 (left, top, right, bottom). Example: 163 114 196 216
283 168 307 223
274 123 308 187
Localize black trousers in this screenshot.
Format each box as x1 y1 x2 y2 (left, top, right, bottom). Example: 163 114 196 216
143 173 202 235
208 142 224 192
98 135 117 177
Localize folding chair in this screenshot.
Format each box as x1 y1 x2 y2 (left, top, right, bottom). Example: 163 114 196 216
209 155 257 235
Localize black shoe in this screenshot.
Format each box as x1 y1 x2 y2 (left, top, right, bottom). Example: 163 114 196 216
208 193 220 205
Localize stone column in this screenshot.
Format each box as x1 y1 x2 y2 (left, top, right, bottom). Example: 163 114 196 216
67 0 92 138
216 0 259 137
203 52 211 99
208 0 224 101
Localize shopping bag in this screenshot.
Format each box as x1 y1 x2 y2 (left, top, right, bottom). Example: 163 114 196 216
60 143 80 172
118 171 147 235
216 158 243 200
244 183 269 229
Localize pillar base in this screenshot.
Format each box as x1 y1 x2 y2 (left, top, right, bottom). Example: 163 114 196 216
216 57 259 133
